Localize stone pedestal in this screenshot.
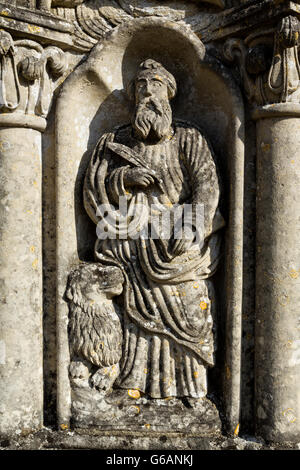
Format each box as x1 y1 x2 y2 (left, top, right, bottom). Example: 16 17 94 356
0 125 43 436
254 107 300 442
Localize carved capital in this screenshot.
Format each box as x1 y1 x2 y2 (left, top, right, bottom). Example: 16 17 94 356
0 30 68 123
224 15 300 107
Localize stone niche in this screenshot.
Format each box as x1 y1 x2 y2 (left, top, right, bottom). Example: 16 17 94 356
55 16 245 435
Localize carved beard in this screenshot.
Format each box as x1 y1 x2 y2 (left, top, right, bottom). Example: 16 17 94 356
133 97 172 141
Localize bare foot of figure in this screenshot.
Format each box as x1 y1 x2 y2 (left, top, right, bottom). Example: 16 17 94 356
90 363 120 394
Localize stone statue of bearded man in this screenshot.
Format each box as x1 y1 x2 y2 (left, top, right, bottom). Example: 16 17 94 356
83 59 224 407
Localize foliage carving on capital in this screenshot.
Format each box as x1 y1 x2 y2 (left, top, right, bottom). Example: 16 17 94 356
224 15 300 106
0 31 68 118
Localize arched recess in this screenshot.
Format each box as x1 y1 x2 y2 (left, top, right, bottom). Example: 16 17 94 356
55 17 244 433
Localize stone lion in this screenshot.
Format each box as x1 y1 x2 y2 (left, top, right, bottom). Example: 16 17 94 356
66 262 124 393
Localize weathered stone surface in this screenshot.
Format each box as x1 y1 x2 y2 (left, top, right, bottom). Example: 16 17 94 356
0 0 299 449
0 29 68 123
254 115 300 442
0 426 299 450
65 56 224 433
55 17 245 436
72 390 221 433
51 0 224 51
0 26 68 437
224 15 300 107
0 127 43 436
225 13 300 442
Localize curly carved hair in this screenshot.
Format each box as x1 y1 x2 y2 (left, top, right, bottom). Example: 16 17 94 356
66 263 123 368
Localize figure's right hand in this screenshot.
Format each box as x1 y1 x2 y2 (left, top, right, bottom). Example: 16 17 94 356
123 167 156 189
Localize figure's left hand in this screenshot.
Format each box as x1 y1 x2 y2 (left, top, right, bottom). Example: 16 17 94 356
170 232 194 257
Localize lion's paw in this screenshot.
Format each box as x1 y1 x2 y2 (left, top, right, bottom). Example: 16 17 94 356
69 361 90 380
90 364 119 393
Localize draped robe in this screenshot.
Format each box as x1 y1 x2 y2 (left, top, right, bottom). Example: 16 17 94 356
83 120 224 398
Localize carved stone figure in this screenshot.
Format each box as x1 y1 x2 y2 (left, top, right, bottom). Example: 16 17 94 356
67 59 224 429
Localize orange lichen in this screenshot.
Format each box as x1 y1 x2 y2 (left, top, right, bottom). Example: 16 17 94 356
128 389 140 399
289 269 299 279
282 408 297 423
32 259 38 270
261 143 270 152
28 25 41 33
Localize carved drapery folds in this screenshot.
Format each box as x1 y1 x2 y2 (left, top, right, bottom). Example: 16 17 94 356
224 15 300 106
0 30 67 120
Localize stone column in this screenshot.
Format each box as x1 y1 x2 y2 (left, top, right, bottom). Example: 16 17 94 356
0 125 44 436
225 15 300 442
254 109 300 442
0 31 67 436
38 0 51 10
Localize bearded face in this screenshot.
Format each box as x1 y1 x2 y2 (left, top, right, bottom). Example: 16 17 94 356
132 78 173 142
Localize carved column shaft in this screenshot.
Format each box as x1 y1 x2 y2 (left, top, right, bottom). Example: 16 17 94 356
0 31 67 436
255 113 300 441
253 18 300 441
0 127 43 436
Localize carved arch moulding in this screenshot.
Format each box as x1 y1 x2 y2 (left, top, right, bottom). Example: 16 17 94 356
55 17 245 436
2 0 300 449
